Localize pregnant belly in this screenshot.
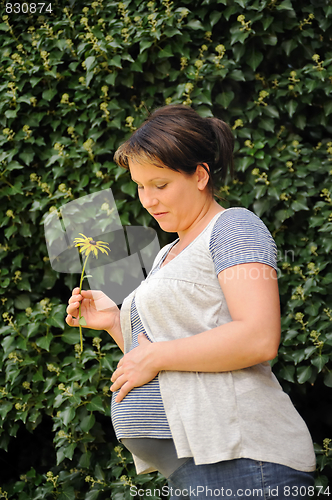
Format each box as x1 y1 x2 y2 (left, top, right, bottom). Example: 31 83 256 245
111 377 172 439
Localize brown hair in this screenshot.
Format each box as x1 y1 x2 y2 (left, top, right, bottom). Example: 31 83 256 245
114 104 234 197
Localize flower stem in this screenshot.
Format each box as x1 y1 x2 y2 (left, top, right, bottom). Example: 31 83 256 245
78 254 89 353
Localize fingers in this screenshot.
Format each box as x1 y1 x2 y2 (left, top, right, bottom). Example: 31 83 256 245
66 299 80 316
112 381 131 403
66 288 92 329
65 313 78 327
69 288 91 302
67 288 85 313
67 290 83 322
80 289 94 299
111 365 122 383
110 371 123 390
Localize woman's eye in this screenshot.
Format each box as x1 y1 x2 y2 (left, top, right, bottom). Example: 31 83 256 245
136 184 166 190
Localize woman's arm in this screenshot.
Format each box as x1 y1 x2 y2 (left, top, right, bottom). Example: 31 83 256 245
111 262 280 402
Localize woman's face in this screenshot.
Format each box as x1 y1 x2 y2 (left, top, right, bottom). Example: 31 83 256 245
129 159 211 235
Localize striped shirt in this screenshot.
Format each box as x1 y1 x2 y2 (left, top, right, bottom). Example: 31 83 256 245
111 208 278 440
111 295 172 438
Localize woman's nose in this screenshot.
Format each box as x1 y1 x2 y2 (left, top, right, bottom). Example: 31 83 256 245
139 189 158 209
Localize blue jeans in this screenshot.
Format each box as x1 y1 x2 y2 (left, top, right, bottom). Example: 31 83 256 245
167 458 315 499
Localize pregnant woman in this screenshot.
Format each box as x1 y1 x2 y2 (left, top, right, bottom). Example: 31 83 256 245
66 105 316 499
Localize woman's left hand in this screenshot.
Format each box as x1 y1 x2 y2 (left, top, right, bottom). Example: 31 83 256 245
110 333 159 402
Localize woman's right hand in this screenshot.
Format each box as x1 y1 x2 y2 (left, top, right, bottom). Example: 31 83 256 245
66 287 120 333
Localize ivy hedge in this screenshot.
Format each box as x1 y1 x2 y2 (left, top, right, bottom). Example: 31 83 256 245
0 0 332 498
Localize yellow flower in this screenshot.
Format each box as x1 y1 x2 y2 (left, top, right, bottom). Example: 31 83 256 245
73 234 110 258
73 234 110 353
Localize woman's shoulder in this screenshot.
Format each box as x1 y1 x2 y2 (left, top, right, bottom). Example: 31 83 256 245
213 207 274 237
216 206 264 223
209 207 278 272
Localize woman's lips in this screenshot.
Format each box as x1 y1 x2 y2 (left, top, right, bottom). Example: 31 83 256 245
152 212 168 218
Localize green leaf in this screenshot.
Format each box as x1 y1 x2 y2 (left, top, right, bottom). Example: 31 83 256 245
274 208 294 223
86 396 105 413
58 487 76 500
262 16 274 31
0 22 10 31
19 150 35 166
62 331 80 344
80 413 96 432
140 39 153 53
264 105 279 119
26 322 39 338
186 20 204 30
48 314 65 329
324 101 332 116
216 91 234 109
229 69 245 81
291 195 309 212
224 6 238 21
5 109 18 118
85 56 96 71
277 0 294 10
210 11 222 27
79 451 92 468
311 355 329 373
164 28 182 37
14 294 31 310
158 46 173 59
281 39 297 56
101 354 114 372
61 406 76 426
237 156 255 172
110 55 122 68
196 106 213 118
278 365 295 383
32 366 45 382
85 490 100 500
285 100 298 117
247 49 264 71
42 88 58 101
297 365 312 384
56 447 66 465
253 199 270 217
234 0 246 7
324 371 332 388
77 315 87 326
64 443 76 460
259 117 275 133
121 181 137 198
294 114 306 130
0 402 13 419
36 333 53 351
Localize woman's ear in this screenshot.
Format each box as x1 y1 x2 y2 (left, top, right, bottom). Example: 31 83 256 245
196 163 210 190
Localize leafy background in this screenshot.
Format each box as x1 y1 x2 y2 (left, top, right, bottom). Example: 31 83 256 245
0 0 331 498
